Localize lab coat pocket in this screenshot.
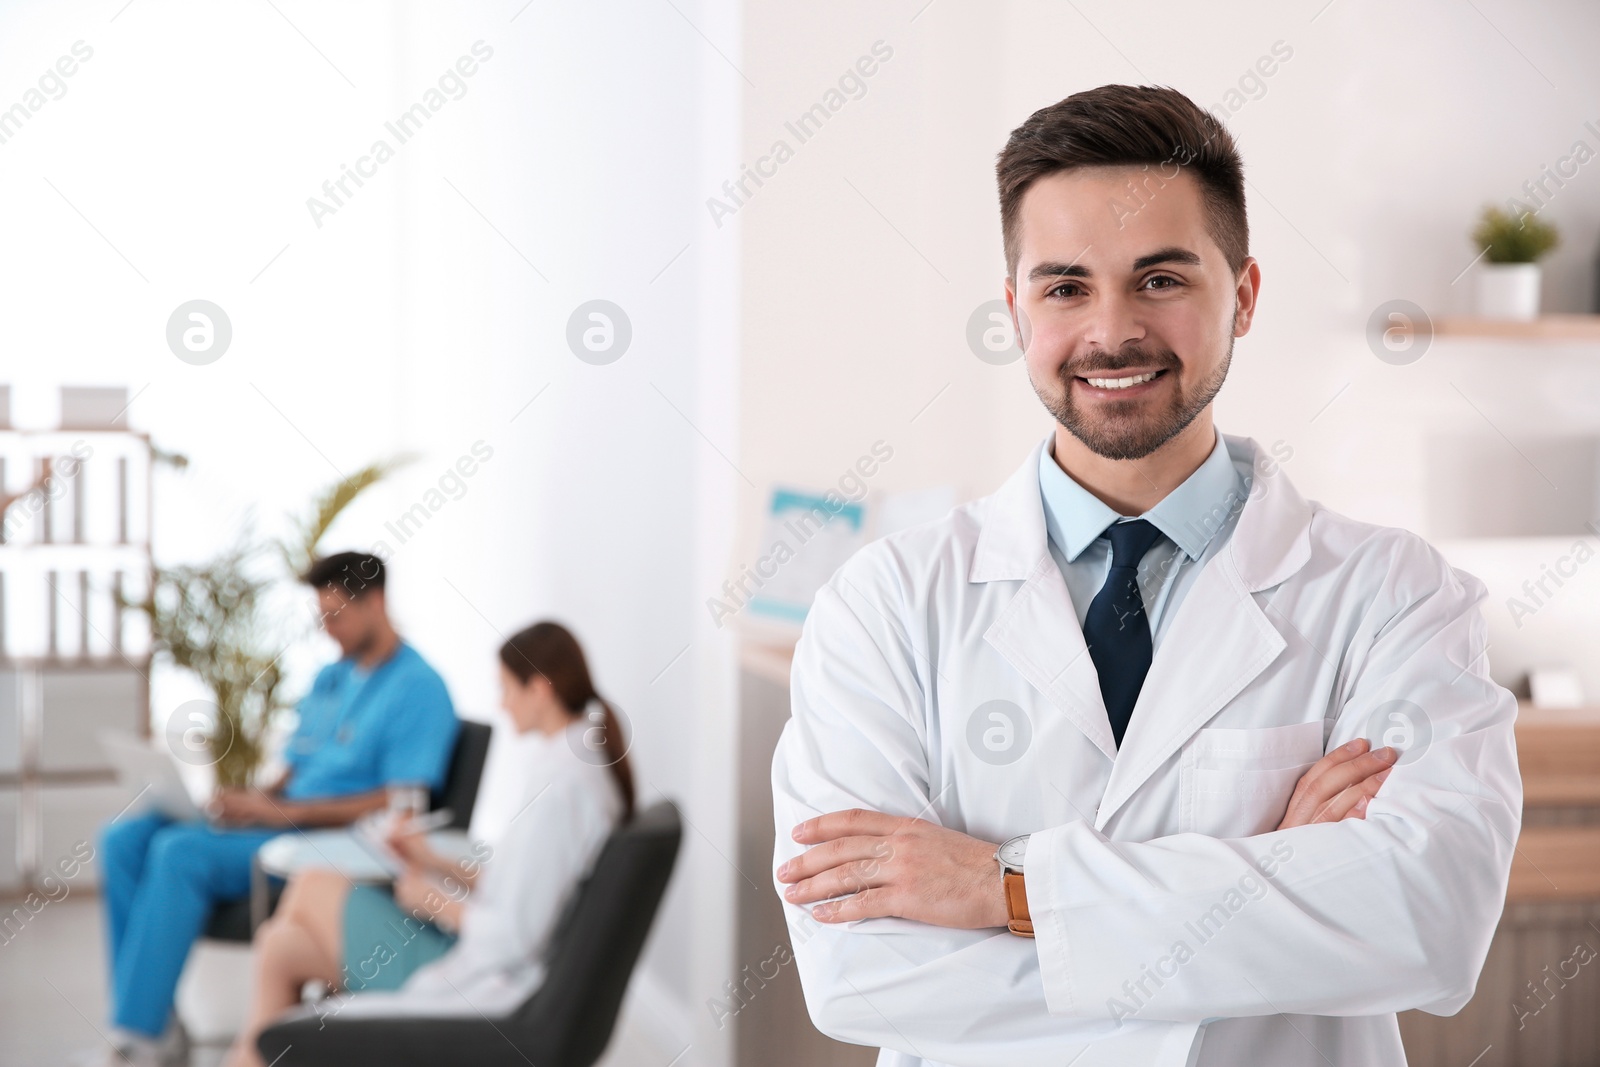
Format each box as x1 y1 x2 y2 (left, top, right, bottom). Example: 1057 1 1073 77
1179 720 1325 837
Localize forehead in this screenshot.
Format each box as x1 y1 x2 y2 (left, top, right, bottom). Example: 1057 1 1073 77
316 586 357 611
1014 165 1215 272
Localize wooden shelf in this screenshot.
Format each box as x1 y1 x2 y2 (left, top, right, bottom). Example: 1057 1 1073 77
1508 826 1600 902
1516 703 1600 808
1432 314 1600 340
739 639 796 687
1509 703 1600 901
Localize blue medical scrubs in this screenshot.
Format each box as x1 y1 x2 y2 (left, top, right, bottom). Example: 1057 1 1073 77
99 641 458 1038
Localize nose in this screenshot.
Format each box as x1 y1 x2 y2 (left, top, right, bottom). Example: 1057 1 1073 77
1080 289 1146 359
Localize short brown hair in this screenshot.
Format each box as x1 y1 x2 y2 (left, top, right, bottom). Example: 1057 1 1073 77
996 85 1248 279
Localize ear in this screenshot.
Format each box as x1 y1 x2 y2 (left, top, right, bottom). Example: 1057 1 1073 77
1004 275 1028 353
1232 257 1262 337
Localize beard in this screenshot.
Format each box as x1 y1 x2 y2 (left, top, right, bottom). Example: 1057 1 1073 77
1032 333 1233 461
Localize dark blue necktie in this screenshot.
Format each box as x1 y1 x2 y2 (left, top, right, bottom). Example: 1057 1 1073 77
1083 518 1165 748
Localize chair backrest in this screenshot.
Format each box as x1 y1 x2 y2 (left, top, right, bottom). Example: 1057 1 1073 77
433 720 493 831
508 800 683 1067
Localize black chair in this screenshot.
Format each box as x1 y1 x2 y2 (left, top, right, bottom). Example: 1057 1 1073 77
204 720 495 942
256 800 683 1067
431 719 494 831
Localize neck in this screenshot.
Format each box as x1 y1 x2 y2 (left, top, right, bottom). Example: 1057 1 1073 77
1051 414 1216 516
530 707 574 738
357 625 401 671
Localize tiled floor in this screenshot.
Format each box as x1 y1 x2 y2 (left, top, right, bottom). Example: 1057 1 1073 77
0 894 667 1067
2 893 124 1066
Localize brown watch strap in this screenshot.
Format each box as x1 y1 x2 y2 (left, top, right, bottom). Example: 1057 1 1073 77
1003 869 1033 937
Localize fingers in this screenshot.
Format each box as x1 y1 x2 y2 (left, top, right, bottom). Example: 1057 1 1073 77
810 886 891 923
780 811 907 904
783 854 894 906
1311 767 1393 823
1279 741 1399 830
1307 746 1399 800
1297 738 1374 789
791 808 906 846
777 834 893 886
388 825 425 851
779 820 905 911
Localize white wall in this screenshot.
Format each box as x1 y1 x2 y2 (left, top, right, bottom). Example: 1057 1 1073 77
734 0 1600 695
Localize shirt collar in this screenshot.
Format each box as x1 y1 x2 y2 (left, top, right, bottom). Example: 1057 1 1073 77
342 640 408 678
1037 427 1240 563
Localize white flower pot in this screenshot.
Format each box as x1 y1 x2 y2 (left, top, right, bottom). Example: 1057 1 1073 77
1475 262 1542 320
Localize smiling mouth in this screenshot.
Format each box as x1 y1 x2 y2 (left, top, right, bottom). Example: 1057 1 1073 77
1075 368 1169 390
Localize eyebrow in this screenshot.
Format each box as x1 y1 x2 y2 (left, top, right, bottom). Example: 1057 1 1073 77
1027 246 1203 282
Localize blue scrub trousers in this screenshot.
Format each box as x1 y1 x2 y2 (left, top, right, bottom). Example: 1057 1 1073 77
99 813 280 1037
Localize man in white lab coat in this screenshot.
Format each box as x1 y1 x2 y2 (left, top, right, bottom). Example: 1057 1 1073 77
771 84 1521 1067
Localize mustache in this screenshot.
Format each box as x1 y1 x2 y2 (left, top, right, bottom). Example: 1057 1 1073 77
1060 346 1180 377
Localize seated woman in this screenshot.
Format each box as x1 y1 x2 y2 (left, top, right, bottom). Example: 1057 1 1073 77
224 621 634 1067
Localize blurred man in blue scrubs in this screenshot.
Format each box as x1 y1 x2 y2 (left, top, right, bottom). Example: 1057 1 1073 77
94 552 459 1067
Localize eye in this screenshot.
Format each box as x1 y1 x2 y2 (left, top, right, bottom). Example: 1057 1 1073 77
1143 274 1181 290
1046 281 1084 299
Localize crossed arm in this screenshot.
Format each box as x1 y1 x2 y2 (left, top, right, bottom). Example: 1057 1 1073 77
771 566 1519 1059
778 738 1398 929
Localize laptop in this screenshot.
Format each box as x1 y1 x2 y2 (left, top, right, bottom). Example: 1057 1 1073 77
99 731 209 822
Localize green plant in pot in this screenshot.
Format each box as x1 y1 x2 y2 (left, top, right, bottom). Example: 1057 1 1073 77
124 458 400 789
1471 205 1558 321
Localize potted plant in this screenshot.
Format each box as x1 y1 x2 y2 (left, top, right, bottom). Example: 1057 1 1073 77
1471 205 1558 320
123 458 399 789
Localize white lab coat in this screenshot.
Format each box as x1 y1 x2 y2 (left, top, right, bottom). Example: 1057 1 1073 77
328 713 623 1019
771 433 1521 1067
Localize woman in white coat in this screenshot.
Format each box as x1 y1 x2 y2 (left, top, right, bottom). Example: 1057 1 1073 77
773 84 1519 1067
224 621 631 1067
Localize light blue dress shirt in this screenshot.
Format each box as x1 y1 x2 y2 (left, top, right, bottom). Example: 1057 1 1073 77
1038 427 1248 652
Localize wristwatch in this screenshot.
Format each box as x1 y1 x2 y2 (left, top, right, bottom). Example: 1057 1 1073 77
995 833 1032 937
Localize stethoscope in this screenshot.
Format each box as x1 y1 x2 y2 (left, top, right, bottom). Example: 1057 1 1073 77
307 663 381 747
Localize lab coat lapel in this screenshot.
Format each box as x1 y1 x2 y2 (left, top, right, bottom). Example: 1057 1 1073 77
1094 548 1282 826
984 555 1119 761
970 433 1318 825
975 438 1117 760
1096 434 1316 827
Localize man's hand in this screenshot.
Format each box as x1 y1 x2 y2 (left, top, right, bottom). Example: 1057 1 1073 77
777 809 1005 928
210 788 290 828
1278 738 1396 829
779 741 1397 929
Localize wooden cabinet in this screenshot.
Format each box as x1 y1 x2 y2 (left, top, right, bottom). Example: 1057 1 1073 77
1400 705 1600 1067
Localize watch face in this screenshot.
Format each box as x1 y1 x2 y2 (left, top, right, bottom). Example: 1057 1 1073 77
997 834 1029 869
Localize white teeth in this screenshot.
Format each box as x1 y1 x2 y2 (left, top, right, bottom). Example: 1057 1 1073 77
1085 371 1159 389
